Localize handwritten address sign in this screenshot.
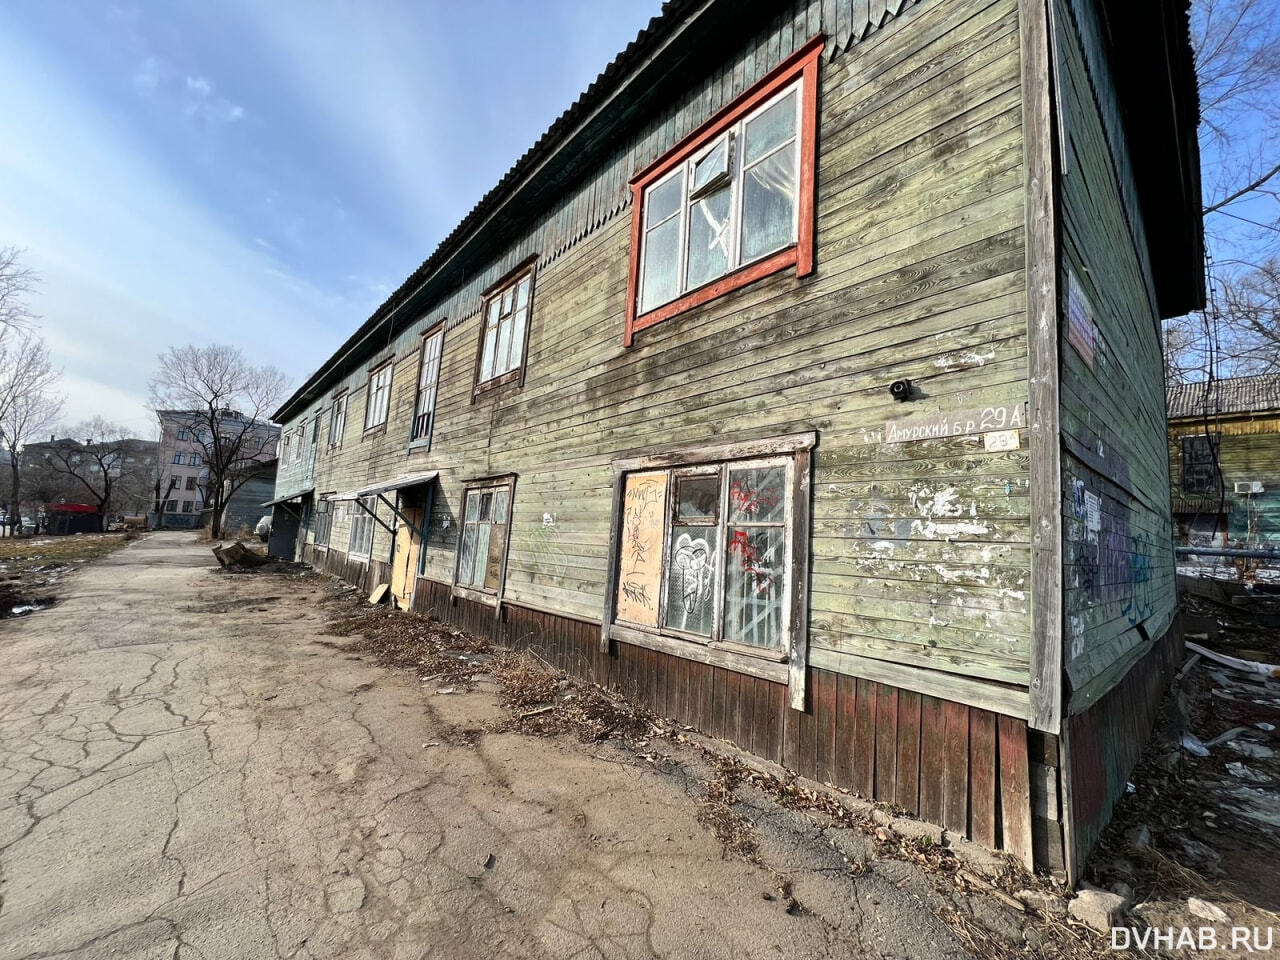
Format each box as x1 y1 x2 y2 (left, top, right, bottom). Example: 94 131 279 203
882 404 1026 444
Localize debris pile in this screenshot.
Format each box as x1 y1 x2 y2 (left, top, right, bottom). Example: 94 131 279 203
211 541 308 575
1091 591 1280 948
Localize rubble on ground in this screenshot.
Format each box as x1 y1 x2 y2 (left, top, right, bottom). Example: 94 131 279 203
1089 587 1280 952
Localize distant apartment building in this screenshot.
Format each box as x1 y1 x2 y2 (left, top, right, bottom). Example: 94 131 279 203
21 435 159 522
156 409 279 528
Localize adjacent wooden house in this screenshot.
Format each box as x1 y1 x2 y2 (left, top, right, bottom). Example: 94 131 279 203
268 0 1203 878
1169 375 1280 554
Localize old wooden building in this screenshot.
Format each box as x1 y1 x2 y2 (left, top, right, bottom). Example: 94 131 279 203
268 0 1203 878
1169 375 1280 554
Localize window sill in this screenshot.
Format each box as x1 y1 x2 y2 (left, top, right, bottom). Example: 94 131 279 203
628 246 799 345
348 553 371 563
407 437 433 452
361 424 387 441
452 584 498 607
608 622 788 684
472 368 522 401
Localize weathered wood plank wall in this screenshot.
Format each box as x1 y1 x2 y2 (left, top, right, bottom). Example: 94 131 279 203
1053 0 1176 712
1169 417 1280 546
291 0 1034 720
1051 0 1182 880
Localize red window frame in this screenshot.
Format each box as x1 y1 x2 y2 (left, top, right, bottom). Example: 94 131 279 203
624 34 824 347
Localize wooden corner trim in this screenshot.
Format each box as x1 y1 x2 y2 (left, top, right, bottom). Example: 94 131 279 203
1021 0 1064 738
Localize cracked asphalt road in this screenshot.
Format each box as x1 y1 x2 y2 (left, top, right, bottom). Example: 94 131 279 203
0 533 981 959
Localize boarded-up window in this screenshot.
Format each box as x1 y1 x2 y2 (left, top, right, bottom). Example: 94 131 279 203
615 456 792 654
616 472 668 627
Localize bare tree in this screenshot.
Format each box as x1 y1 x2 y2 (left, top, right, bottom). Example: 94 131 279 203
149 345 287 539
0 247 38 331
37 421 148 530
0 333 63 534
1163 0 1280 383
1193 0 1280 224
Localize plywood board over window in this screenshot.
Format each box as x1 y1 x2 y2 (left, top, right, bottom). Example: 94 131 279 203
616 472 669 627
603 432 815 709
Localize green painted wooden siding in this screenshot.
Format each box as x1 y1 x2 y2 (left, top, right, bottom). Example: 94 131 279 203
1170 417 1280 546
280 0 1034 712
1054 0 1176 710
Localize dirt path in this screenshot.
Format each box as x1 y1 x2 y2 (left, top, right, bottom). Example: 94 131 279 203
0 533 1011 959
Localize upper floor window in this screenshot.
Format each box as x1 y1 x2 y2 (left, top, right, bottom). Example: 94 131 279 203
329 394 347 448
1182 434 1218 493
625 37 822 345
293 422 306 463
177 428 190 441
185 476 197 491
476 266 534 391
173 453 185 465
412 327 444 446
190 453 202 467
365 362 393 430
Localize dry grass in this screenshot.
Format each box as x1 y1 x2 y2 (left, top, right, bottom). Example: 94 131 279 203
314 586 1111 958
0 532 133 573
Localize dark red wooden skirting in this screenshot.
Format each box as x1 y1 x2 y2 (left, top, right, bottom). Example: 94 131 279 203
1065 623 1182 877
306 552 1036 864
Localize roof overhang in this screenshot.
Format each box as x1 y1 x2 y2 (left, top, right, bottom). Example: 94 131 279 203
262 488 314 508
1096 0 1205 317
325 471 439 501
271 0 789 424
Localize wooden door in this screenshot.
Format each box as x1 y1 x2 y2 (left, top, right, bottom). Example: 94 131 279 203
391 504 424 610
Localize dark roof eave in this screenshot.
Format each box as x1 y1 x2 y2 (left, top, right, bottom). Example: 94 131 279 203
273 0 732 423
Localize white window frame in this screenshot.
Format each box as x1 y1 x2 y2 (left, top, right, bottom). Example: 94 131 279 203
328 394 347 448
476 268 534 390
364 363 393 431
411 327 444 446
348 497 377 559
637 79 803 315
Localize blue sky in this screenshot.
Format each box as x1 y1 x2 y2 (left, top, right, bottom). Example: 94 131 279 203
0 1 663 435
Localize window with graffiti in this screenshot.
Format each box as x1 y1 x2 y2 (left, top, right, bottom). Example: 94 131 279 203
616 456 791 654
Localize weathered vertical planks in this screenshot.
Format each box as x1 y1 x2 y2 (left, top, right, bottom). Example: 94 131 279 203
942 701 970 834
874 686 898 801
997 714 1034 869
968 710 998 848
895 690 922 814
852 678 877 796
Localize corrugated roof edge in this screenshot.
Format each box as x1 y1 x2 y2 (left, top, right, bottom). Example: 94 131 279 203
272 0 698 423
1168 374 1280 419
